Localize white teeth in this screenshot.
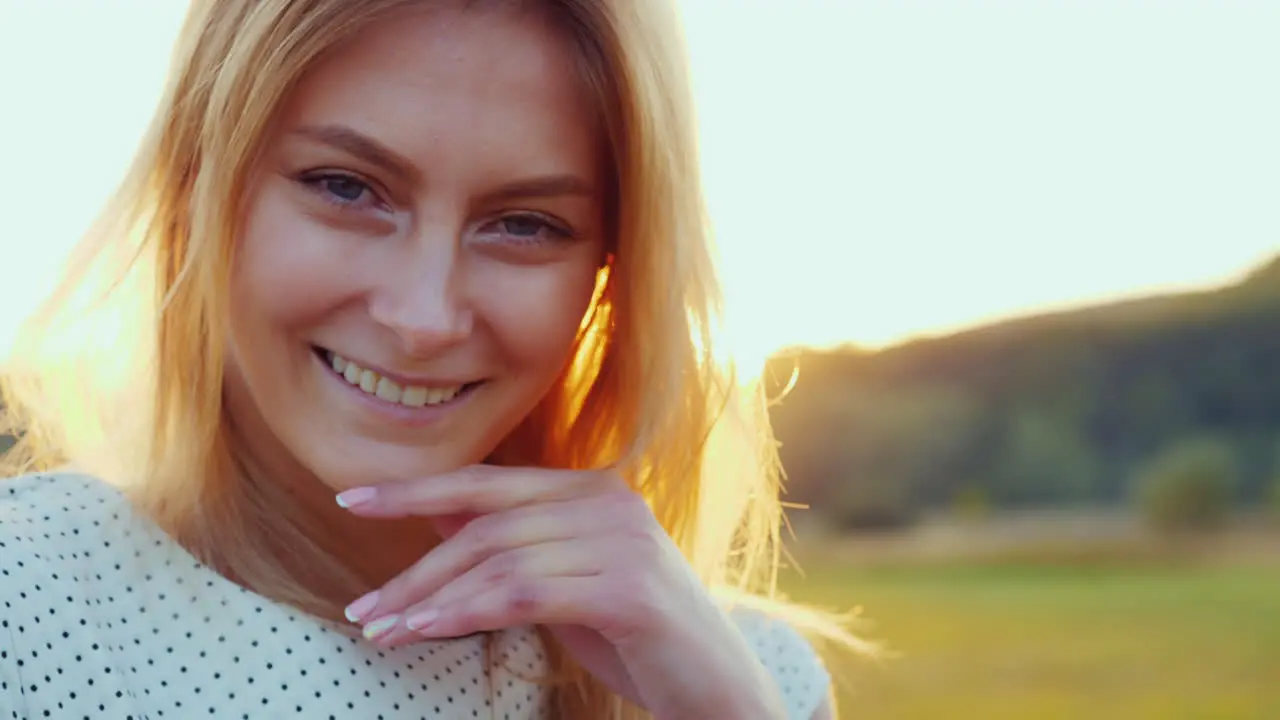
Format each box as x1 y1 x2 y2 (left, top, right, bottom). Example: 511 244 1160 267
400 386 429 407
374 377 401 403
325 352 466 408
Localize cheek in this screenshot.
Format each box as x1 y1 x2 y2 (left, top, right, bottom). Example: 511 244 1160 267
475 260 599 369
231 182 361 336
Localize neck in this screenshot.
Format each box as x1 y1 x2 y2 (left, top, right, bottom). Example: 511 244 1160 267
260 464 437 586
214 407 438 618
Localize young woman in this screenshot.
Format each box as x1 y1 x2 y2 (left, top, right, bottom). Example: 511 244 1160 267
0 1 860 718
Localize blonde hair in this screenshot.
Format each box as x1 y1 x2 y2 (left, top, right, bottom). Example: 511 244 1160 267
2 0 865 716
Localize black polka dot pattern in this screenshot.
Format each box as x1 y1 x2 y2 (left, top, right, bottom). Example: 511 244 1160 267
1 473 828 718
731 610 832 718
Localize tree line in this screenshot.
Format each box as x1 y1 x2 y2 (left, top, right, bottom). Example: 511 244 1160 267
766 255 1280 529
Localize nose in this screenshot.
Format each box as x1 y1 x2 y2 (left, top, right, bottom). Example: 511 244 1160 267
367 231 474 357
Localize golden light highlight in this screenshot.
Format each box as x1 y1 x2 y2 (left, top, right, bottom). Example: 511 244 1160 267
1 2 867 717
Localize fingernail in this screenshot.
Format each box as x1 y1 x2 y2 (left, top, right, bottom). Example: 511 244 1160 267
336 486 377 509
362 615 399 641
405 608 439 632
344 591 380 623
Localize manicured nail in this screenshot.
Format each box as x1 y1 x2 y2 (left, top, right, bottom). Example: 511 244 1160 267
336 486 377 509
362 615 399 641
405 608 439 632
344 591 380 623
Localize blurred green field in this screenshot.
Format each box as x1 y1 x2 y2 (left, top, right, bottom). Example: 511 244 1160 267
782 557 1280 719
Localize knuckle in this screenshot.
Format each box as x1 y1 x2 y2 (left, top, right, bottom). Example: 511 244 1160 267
503 579 543 617
457 513 512 559
458 514 495 549
455 484 495 511
449 529 493 572
446 468 499 509
483 551 521 587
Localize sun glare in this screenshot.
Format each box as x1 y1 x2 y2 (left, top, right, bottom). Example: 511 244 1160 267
4 3 1278 365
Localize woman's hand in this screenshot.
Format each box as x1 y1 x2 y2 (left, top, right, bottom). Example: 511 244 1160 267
334 465 787 720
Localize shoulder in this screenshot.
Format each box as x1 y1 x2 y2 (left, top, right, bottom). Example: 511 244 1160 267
0 471 149 582
0 470 136 545
0 469 130 512
1 471 137 713
730 606 833 720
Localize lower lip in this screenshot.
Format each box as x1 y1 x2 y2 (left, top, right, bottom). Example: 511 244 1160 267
313 352 481 426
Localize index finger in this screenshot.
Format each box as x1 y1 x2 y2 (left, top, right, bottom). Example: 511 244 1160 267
334 464 624 517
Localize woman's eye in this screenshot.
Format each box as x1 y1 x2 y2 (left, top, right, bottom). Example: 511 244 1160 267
322 176 368 202
480 214 573 245
500 215 546 238
299 172 381 209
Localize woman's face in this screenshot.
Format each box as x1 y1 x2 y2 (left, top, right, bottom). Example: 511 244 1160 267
224 6 606 491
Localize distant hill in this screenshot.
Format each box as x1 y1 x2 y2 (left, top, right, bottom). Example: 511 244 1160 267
766 254 1280 527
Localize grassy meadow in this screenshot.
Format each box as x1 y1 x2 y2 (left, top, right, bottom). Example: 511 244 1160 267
781 517 1280 719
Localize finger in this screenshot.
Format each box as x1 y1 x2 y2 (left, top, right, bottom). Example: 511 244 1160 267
335 465 625 518
366 540 602 647
418 538 602 613
345 497 620 623
402 575 608 642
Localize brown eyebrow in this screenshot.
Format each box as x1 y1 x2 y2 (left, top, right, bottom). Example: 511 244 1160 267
477 175 596 205
291 124 418 185
290 123 596 202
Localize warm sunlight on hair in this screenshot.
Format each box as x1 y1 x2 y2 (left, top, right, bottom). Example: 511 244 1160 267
0 2 870 719
5 1 1279 716
1 202 157 481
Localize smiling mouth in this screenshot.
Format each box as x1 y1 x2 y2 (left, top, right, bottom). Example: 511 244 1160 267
312 346 482 408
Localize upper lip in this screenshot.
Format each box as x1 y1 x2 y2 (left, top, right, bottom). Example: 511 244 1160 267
319 347 480 388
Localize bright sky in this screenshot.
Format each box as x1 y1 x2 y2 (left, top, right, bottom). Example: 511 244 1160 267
1 2 1276 362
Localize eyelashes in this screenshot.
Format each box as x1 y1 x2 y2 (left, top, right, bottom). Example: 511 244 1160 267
297 171 385 211
294 170 577 245
475 214 575 246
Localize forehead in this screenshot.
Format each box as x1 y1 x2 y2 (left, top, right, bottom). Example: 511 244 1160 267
276 5 600 176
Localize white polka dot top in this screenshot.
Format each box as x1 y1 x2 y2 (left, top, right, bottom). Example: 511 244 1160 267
1 473 830 719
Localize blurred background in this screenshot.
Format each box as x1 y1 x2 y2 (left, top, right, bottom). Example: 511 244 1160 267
2 1 1278 718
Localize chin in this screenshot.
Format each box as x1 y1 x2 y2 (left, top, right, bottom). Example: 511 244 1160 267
299 417 518 492
322 434 482 488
